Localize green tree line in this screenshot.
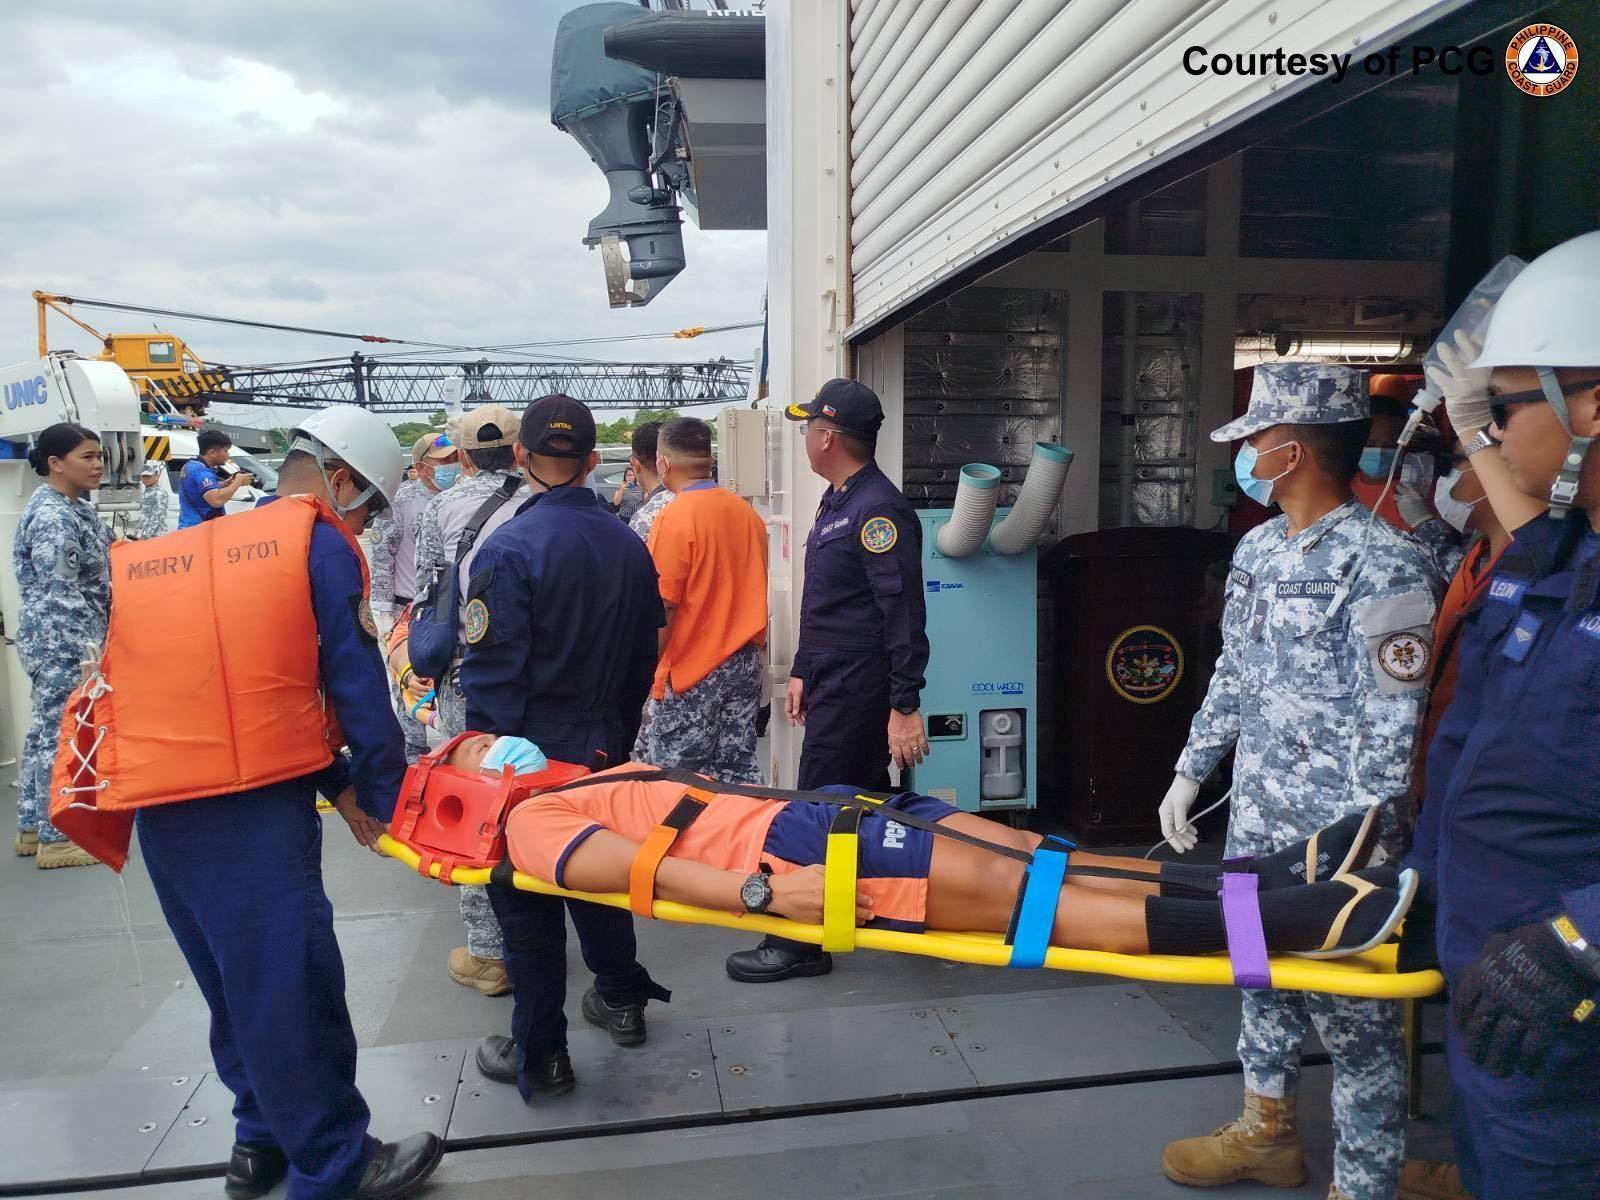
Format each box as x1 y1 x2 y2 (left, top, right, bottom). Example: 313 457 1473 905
268 408 692 456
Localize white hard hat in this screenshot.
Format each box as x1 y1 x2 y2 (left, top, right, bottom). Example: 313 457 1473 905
1473 230 1600 369
289 405 404 507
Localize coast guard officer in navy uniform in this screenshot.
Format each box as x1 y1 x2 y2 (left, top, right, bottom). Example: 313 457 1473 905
460 394 668 1100
90 407 445 1200
725 378 930 983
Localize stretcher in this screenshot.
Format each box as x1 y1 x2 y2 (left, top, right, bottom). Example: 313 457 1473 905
377 743 1444 1001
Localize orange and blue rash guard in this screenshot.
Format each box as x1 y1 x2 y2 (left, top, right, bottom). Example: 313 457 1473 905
502 766 961 931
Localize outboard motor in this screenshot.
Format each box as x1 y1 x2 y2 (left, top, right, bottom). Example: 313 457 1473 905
551 2 686 307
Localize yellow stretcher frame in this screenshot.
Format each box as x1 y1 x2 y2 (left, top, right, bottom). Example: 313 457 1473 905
378 834 1443 1000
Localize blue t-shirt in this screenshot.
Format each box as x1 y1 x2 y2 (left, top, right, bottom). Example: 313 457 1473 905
178 460 225 529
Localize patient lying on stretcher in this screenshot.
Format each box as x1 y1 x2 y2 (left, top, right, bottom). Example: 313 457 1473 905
446 735 1415 960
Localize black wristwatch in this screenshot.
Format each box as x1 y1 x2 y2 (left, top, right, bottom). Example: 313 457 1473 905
740 865 774 914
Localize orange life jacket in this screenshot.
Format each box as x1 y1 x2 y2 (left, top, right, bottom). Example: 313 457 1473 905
1351 475 1408 531
49 495 368 870
1412 536 1503 803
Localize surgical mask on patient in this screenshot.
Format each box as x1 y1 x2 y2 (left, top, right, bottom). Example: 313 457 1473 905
480 736 547 777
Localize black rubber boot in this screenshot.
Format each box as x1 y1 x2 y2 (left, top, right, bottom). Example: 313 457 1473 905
724 936 833 983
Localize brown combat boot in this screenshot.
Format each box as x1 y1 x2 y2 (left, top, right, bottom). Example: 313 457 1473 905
36 840 100 869
1398 1160 1475 1200
1161 1090 1308 1188
447 947 512 996
14 828 38 857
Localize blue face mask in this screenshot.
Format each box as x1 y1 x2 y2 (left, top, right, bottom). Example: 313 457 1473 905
432 464 460 490
1359 447 1397 478
1234 440 1297 507
480 736 547 777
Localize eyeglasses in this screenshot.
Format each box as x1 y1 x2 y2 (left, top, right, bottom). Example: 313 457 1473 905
1489 376 1600 431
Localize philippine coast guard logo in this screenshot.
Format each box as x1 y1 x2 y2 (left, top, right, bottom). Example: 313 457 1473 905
1505 24 1579 97
463 598 490 644
1378 631 1429 681
357 600 378 639
1105 624 1184 705
860 516 898 554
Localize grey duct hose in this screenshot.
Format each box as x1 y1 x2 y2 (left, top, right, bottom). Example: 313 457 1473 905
989 442 1074 556
934 463 1001 557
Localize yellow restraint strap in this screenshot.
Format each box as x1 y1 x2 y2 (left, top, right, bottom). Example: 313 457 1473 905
822 806 864 953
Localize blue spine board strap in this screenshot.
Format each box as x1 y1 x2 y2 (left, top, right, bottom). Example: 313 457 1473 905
1008 835 1074 969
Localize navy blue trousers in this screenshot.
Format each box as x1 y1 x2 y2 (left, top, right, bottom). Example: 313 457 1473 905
138 782 376 1200
488 721 660 1098
798 648 891 792
486 886 659 1096
1445 1016 1600 1198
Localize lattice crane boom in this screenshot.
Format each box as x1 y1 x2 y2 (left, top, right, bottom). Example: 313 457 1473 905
197 355 751 412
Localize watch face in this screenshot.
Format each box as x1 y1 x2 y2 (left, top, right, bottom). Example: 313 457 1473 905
741 873 770 911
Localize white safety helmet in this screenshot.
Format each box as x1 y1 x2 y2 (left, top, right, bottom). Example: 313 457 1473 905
1473 230 1600 369
288 405 404 515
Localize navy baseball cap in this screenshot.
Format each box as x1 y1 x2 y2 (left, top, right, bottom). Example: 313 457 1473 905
519 393 596 459
784 378 884 438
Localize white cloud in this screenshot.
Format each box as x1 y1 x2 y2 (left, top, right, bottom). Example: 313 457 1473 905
0 3 767 420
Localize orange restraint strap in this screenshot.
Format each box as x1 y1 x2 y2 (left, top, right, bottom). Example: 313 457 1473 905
628 790 711 917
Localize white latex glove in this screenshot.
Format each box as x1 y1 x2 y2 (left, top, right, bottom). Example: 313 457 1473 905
1158 773 1202 853
1427 328 1492 433
1394 484 1437 530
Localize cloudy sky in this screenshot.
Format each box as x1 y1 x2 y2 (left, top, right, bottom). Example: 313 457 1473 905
0 1 766 421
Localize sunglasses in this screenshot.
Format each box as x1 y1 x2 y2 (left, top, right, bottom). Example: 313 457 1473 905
1489 376 1600 430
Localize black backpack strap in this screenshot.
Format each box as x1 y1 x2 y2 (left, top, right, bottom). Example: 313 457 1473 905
454 475 522 565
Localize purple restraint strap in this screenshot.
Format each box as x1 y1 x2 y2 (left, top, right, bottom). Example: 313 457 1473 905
1219 869 1272 990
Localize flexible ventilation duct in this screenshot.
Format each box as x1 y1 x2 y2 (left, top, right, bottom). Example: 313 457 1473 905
935 462 1002 557
990 442 1073 555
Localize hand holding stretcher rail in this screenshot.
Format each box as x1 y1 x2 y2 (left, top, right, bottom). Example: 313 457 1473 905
378 734 1442 1000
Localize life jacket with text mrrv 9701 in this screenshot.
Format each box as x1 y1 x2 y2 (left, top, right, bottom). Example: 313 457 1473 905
47 495 366 870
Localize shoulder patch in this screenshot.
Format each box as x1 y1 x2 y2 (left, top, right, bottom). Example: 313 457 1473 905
860 516 898 554
463 597 490 645
1377 631 1430 682
357 599 378 639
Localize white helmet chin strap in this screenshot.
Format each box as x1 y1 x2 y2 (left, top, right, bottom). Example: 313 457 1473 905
289 435 376 519
1537 368 1593 520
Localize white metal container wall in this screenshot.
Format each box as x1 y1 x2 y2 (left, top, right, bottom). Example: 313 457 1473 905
846 0 1466 335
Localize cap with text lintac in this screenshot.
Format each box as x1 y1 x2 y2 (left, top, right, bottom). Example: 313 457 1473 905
784 378 884 438
519 393 596 459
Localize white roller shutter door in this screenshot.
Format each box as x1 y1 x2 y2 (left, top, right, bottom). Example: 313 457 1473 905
847 0 1468 335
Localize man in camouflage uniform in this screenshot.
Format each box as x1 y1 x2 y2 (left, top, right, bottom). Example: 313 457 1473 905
414 405 527 994
634 418 767 783
13 479 112 868
134 461 169 539
1159 365 1439 1200
370 432 457 761
628 418 673 542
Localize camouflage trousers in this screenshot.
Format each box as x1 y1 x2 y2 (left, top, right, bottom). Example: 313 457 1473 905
389 675 431 764
441 663 503 960
1238 990 1406 1200
636 644 762 784
16 668 75 844
1229 821 1406 1200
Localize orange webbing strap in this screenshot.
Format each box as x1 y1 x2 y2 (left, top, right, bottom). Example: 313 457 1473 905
627 792 710 917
